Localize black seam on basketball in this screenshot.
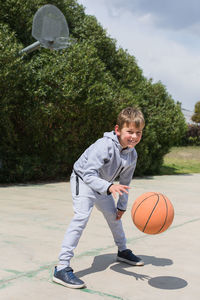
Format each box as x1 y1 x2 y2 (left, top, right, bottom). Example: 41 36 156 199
143 193 159 233
156 194 168 234
133 193 157 221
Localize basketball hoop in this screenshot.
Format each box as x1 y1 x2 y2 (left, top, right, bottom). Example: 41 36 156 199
20 4 73 54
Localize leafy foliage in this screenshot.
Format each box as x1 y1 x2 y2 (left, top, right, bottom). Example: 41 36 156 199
192 101 200 124
182 124 200 146
0 0 186 182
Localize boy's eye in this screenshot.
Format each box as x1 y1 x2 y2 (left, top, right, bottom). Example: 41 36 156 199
127 131 142 134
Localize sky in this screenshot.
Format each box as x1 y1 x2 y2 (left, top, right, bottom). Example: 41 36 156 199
78 0 200 111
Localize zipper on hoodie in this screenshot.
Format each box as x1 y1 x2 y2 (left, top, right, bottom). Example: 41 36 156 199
110 146 127 182
110 163 124 182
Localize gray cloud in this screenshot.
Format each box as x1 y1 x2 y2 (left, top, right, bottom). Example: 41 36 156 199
109 0 200 30
78 0 200 110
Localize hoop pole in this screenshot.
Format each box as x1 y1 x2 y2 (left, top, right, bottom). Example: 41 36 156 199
19 41 41 55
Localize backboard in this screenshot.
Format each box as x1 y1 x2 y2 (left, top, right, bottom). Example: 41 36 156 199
32 4 70 50
20 4 71 54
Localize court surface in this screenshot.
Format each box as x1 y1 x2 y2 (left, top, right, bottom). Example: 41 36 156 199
0 174 200 300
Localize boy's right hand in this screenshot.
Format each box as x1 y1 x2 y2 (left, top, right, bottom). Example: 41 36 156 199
109 184 130 199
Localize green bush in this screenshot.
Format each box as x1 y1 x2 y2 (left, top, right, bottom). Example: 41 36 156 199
133 80 187 174
191 101 200 124
0 0 187 182
182 124 200 146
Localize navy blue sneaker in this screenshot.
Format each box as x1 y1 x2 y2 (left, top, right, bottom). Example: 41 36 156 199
117 249 144 266
53 266 85 289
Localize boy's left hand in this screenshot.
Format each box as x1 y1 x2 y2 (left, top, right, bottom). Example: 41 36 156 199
116 209 125 220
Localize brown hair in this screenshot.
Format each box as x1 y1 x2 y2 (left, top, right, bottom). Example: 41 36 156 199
117 107 145 129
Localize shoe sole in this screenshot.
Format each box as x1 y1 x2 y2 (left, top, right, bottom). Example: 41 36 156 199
117 256 144 266
53 276 86 289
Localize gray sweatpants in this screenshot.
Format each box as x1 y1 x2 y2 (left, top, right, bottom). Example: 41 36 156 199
58 171 127 267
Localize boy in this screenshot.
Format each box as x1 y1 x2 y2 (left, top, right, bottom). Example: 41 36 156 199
53 107 145 289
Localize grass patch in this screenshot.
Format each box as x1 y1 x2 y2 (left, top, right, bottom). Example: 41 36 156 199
160 146 200 175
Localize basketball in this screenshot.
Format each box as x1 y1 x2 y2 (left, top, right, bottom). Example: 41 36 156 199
131 192 174 234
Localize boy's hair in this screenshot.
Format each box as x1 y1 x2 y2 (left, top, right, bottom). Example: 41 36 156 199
117 107 145 129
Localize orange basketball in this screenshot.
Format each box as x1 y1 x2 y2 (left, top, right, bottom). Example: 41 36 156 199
131 192 174 234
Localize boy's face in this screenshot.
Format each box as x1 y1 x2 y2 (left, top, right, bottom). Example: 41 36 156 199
115 122 143 149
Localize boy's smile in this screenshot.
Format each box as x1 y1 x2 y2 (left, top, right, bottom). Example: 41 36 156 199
115 123 143 149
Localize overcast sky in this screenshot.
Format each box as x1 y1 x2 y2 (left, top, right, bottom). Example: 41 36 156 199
78 0 200 111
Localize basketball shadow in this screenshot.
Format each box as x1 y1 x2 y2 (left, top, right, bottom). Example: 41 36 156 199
148 276 188 290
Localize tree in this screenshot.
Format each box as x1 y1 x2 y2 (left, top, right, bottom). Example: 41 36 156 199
192 101 200 123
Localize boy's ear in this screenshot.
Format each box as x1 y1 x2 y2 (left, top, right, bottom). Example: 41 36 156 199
114 125 121 137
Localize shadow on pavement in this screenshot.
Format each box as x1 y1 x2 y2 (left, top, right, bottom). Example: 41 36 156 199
148 276 188 290
76 253 187 290
75 253 173 280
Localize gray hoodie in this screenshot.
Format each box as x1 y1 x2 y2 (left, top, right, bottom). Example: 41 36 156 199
73 131 137 211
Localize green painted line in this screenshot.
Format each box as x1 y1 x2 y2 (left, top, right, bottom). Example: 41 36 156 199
82 288 125 299
0 281 12 290
4 269 22 275
168 217 200 231
127 217 200 241
76 236 149 259
2 240 16 245
76 247 112 258
0 263 56 288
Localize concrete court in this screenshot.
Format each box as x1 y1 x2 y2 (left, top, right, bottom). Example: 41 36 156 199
0 173 200 300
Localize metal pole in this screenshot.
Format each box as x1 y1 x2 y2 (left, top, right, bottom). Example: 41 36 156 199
19 41 41 54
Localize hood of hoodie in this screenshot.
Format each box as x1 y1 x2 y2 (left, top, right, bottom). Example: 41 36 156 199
103 131 135 155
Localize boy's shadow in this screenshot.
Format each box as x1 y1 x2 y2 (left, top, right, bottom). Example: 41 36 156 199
75 253 173 281
139 255 173 267
75 253 116 278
